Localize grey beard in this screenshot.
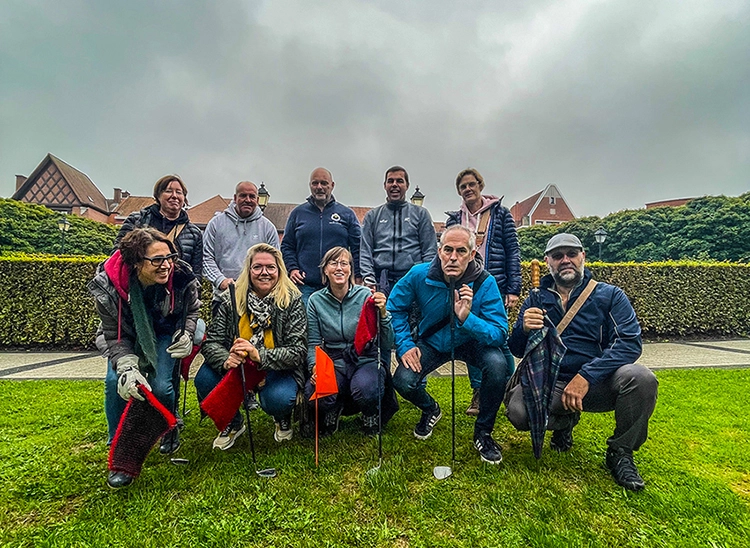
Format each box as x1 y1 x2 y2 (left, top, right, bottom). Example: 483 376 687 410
552 269 583 290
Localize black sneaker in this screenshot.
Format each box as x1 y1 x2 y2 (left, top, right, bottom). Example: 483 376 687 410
474 431 503 464
247 391 260 411
606 448 646 491
361 414 379 437
107 471 135 489
159 428 180 455
414 402 442 440
550 425 574 452
321 407 342 437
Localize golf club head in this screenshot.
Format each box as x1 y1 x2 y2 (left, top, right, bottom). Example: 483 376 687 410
433 465 452 480
257 468 277 478
170 458 190 465
366 460 383 477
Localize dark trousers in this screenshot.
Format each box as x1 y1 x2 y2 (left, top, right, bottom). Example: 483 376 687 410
505 363 658 452
393 341 510 435
304 359 385 417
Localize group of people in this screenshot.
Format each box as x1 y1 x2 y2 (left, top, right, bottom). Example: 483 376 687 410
89 166 658 493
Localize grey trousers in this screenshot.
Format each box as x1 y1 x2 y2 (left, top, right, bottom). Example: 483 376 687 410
505 364 658 452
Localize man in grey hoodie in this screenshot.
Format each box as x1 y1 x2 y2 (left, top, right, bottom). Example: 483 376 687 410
203 181 280 316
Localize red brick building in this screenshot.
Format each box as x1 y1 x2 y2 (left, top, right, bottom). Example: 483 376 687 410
510 184 576 228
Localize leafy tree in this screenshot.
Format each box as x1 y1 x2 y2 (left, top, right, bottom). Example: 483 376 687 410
0 199 117 256
518 192 750 262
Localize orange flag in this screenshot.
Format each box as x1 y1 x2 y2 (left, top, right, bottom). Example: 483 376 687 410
310 346 338 400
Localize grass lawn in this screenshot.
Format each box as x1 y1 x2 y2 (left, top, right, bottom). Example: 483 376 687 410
1 368 749 547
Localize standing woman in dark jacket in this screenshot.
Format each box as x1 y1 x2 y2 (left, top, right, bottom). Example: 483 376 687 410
88 227 201 488
195 243 307 449
115 174 204 279
446 168 521 416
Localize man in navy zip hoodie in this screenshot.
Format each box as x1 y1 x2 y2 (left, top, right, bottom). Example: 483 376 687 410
282 167 362 305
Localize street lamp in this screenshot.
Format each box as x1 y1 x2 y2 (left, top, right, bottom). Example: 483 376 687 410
410 186 425 207
57 215 71 254
594 226 608 261
257 182 270 212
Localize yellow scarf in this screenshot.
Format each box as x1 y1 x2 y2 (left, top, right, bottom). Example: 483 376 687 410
238 313 275 349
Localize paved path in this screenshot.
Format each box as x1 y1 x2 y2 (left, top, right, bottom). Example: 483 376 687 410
1 339 749 380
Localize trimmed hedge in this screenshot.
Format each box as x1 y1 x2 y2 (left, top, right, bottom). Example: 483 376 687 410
1 258 748 348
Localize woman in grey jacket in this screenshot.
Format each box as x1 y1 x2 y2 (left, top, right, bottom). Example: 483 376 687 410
305 246 396 437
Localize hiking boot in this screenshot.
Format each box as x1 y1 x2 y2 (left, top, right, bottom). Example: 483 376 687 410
550 425 574 452
274 417 293 442
361 413 379 437
107 471 135 489
414 402 442 440
247 391 260 411
465 388 480 417
474 431 503 464
159 428 180 455
213 415 246 450
321 408 342 437
606 448 646 491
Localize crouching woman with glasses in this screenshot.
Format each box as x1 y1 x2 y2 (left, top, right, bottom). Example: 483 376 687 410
195 243 307 449
88 227 201 488
305 247 397 437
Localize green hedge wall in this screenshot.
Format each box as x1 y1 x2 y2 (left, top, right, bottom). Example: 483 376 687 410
0 258 748 349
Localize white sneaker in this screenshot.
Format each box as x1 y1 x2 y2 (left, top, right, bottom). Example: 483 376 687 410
274 418 293 442
213 420 246 450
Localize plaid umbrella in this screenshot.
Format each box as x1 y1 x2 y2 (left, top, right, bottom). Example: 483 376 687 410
518 315 566 458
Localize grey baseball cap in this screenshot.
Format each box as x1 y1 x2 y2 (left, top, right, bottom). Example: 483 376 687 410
544 233 584 254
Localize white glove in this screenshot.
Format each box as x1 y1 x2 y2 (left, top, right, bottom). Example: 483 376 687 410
116 355 151 401
167 331 193 359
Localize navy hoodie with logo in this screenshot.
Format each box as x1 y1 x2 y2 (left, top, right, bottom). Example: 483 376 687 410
281 196 361 288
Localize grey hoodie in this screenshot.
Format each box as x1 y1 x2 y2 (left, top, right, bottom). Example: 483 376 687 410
203 203 280 300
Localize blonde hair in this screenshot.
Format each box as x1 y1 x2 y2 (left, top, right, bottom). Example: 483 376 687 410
319 246 355 286
234 243 300 311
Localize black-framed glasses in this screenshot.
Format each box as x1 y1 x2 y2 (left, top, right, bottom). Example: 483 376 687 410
251 264 278 274
549 250 581 261
144 253 178 266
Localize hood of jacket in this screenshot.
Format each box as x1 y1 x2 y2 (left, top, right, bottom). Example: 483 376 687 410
223 202 263 225
426 254 485 286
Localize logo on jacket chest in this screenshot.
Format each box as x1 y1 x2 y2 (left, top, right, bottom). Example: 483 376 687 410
331 213 341 223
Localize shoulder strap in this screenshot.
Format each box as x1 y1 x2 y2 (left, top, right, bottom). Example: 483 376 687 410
556 279 597 335
475 210 491 246
167 223 186 243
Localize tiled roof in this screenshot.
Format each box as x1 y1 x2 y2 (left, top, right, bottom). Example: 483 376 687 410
12 153 110 214
112 196 155 217
187 195 232 227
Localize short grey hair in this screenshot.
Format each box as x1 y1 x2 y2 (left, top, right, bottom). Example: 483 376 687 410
439 225 476 251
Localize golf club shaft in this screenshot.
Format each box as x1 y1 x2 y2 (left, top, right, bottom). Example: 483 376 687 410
449 277 456 464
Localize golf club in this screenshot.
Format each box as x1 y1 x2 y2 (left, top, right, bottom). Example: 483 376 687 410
366 279 383 477
433 277 456 480
229 283 277 479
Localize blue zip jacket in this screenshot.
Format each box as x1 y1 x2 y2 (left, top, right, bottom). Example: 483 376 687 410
387 257 508 358
508 268 642 386
281 196 361 288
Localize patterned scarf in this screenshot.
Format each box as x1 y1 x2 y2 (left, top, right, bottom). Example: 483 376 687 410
239 291 275 350
128 274 158 373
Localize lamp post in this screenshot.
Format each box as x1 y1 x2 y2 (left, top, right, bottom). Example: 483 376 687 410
594 226 608 261
57 216 71 254
410 186 425 207
257 182 270 212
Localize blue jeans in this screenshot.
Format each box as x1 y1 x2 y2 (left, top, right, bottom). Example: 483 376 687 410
299 284 322 308
194 365 298 421
104 334 176 443
467 345 516 389
393 341 510 435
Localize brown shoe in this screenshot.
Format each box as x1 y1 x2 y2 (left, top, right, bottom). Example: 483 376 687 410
465 388 480 416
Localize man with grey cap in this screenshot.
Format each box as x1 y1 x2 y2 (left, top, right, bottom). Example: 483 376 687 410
507 233 658 491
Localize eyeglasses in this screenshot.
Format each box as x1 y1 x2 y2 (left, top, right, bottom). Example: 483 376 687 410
251 264 278 274
548 250 581 261
144 253 178 266
327 259 350 268
458 180 479 191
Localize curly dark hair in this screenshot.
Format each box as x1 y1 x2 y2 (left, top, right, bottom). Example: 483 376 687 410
119 227 176 267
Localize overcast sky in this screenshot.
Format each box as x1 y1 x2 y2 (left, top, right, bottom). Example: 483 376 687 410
1 0 748 220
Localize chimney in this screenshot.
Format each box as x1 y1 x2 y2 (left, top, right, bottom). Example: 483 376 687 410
15 175 27 191
114 188 122 203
